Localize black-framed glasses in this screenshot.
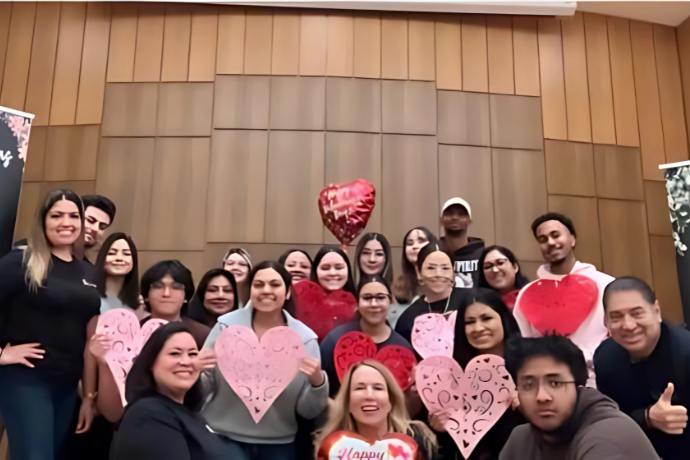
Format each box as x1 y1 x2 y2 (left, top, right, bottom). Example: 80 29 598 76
483 258 510 271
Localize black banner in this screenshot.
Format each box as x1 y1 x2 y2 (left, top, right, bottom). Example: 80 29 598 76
665 166 690 325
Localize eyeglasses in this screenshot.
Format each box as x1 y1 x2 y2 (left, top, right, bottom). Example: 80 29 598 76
150 281 186 291
517 378 577 396
483 258 510 271
360 294 392 303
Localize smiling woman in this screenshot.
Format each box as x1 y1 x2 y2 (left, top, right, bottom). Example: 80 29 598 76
187 269 238 328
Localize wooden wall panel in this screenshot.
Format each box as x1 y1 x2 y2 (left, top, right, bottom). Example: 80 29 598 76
327 13 354 77
437 91 490 147
23 126 47 182
607 17 639 147
213 75 270 129
548 195 602 269
106 3 137 83
0 3 13 93
489 94 543 150
512 16 540 96
381 13 408 80
271 12 300 75
382 135 439 245
132 3 165 82
645 180 673 237
654 24 689 163
244 9 272 75
492 148 548 261
101 83 159 137
207 130 268 243
679 18 690 160
269 76 326 130
537 18 567 140
438 145 495 245
39 181 96 205
353 13 381 79
631 20 666 181
161 5 192 82
593 144 644 200
76 3 112 125
435 15 462 91
50 2 87 126
43 125 100 181
300 12 328 76
326 77 381 133
649 236 683 324
24 2 60 126
0 2 36 111
13 182 41 242
156 83 214 137
544 140 596 197
147 138 210 250
324 132 382 244
382 80 436 135
487 15 514 95
462 15 488 93
561 13 592 143
584 13 616 145
265 131 325 244
95 137 155 248
188 6 218 81
599 199 653 284
408 14 435 81
216 7 245 75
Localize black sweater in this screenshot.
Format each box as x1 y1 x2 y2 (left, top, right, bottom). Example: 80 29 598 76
111 395 235 460
594 322 690 460
0 250 100 382
394 289 469 345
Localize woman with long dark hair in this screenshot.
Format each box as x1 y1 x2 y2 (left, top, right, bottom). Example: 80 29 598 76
310 246 356 296
279 249 313 285
0 189 100 460
477 246 529 311
354 233 393 285
187 269 238 328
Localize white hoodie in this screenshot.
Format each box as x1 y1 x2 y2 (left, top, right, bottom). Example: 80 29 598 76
513 261 614 386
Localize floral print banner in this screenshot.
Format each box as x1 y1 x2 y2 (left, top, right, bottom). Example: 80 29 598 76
665 166 690 322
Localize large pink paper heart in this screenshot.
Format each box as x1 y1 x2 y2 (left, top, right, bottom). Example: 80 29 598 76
411 311 457 359
519 274 599 337
215 325 307 423
96 309 167 404
318 430 418 460
416 354 514 458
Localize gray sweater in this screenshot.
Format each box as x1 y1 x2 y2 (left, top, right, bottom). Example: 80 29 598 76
201 305 329 444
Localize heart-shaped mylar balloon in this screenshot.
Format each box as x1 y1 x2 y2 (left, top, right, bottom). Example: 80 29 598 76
294 280 357 342
318 430 418 460
518 274 599 338
334 331 417 391
318 178 376 246
96 309 168 404
215 325 307 423
411 311 457 359
416 354 515 459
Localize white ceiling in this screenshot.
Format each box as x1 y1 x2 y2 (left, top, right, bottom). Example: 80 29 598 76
576 1 690 27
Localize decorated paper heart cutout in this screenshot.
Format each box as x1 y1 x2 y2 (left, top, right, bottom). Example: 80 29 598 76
334 331 417 391
96 309 167 404
416 354 515 458
215 325 307 423
411 310 458 359
318 430 418 460
294 280 357 342
519 274 599 337
318 178 376 246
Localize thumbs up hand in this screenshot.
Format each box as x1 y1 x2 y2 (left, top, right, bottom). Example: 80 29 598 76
649 383 688 435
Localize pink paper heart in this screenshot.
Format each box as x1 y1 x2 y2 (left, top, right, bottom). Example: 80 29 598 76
96 309 167 404
318 431 418 460
215 325 307 423
411 311 457 359
416 354 515 458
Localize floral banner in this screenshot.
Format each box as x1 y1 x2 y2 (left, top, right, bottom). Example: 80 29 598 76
665 166 690 322
0 106 34 259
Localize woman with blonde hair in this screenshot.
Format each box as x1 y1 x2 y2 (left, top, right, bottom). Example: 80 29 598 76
222 248 252 308
316 360 437 460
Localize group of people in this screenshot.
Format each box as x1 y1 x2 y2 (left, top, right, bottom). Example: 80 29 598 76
0 190 687 460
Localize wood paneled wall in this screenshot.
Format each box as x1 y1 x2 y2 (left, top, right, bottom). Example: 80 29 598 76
2 3 684 322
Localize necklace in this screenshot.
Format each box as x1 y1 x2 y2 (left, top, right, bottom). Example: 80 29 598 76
426 293 452 315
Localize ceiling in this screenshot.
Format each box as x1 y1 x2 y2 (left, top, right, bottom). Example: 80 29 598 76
577 1 690 27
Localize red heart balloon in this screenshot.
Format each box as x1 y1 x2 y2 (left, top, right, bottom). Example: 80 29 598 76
334 331 417 391
294 281 358 342
318 179 375 246
519 274 599 337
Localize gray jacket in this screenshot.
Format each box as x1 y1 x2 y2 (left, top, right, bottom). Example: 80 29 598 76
201 304 328 444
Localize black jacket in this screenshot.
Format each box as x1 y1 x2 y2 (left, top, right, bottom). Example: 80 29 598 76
442 237 485 289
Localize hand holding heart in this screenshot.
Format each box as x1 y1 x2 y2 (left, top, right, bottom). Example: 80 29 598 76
196 348 217 371
301 356 325 387
411 311 457 359
649 383 688 435
318 431 418 460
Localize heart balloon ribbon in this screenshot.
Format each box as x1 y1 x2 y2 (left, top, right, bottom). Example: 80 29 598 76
411 311 457 359
294 280 357 342
318 178 375 246
318 430 418 460
334 331 417 391
215 325 307 423
518 274 599 338
96 309 168 405
416 354 515 459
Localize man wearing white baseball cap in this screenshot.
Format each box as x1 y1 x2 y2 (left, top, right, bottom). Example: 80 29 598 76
440 197 485 288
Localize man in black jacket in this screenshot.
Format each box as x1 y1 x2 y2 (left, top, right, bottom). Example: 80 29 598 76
594 276 690 460
439 197 484 289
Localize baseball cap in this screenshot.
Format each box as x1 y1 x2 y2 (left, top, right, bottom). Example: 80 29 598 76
441 197 472 219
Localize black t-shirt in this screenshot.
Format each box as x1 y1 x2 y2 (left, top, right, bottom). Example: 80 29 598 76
394 288 468 344
0 249 100 382
320 319 413 397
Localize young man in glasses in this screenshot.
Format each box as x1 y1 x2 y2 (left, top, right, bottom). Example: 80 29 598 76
500 335 658 460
